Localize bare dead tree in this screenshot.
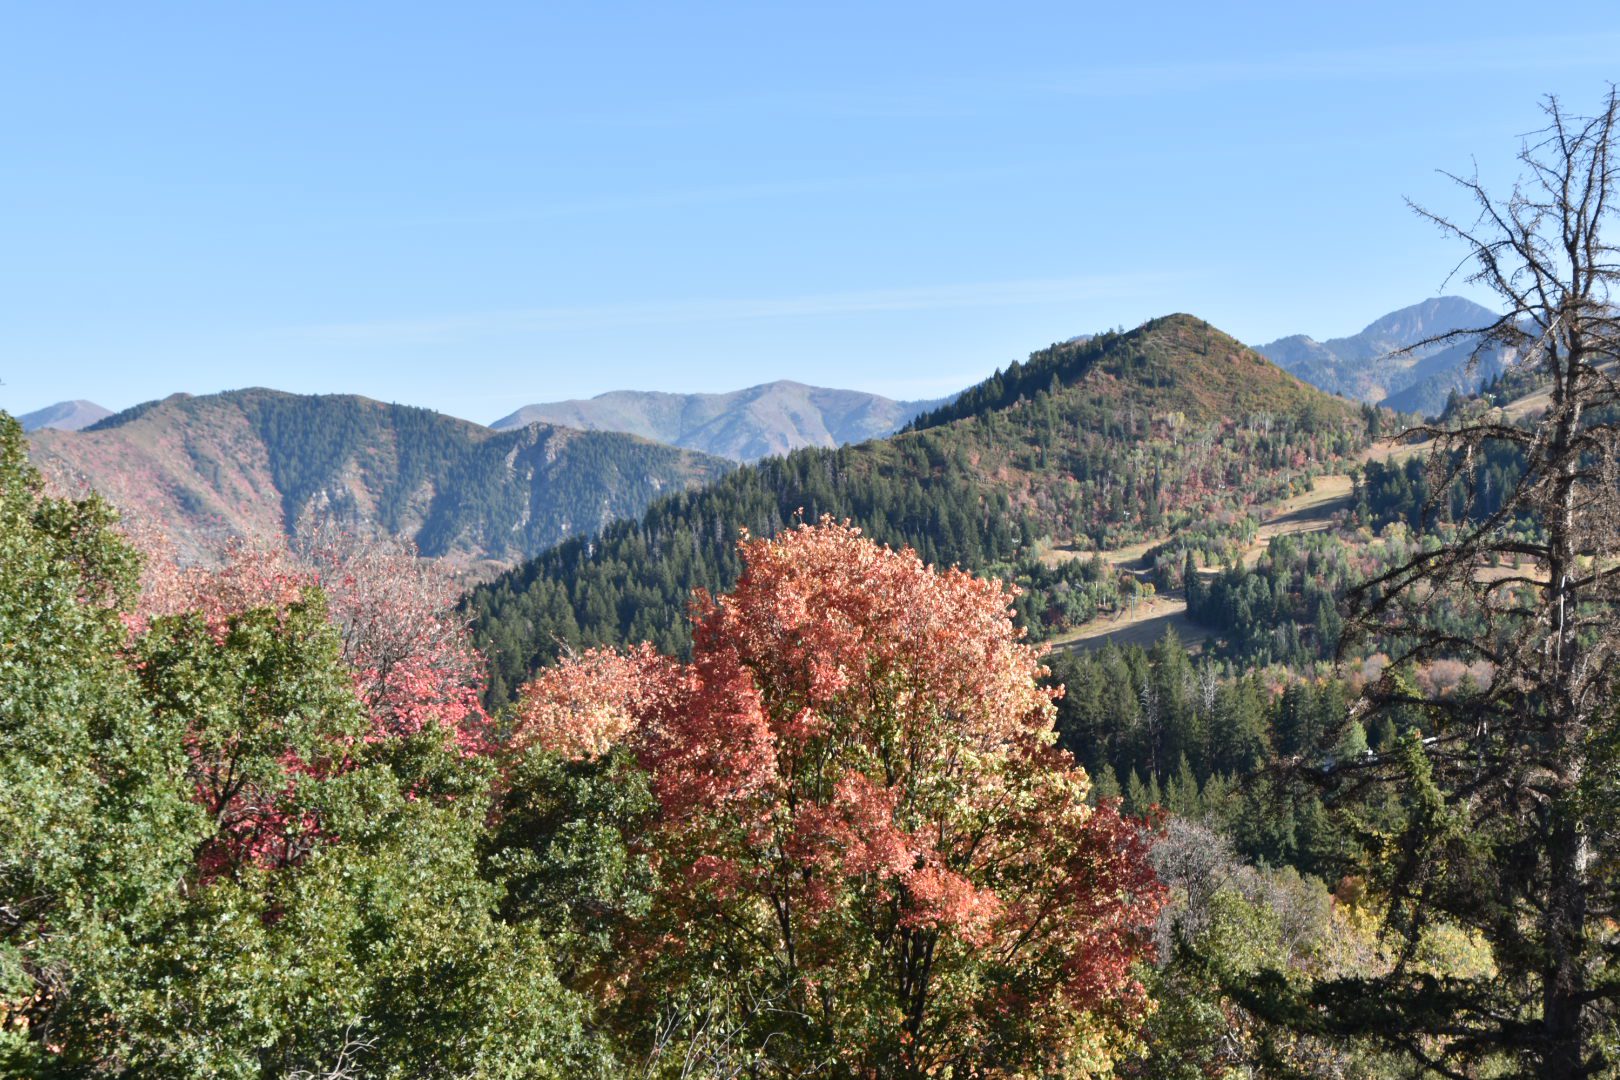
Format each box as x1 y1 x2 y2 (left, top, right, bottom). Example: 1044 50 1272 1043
1253 90 1620 1080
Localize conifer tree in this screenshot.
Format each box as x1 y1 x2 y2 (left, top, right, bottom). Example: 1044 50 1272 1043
1267 90 1620 1078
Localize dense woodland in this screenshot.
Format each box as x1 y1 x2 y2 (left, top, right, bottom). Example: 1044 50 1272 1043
0 404 1498 1078
231 390 735 549
1 421 1171 1075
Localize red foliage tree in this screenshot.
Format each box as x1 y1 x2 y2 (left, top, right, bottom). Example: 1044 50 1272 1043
517 519 1165 1073
510 642 681 761
303 528 492 752
131 530 494 876
135 530 492 750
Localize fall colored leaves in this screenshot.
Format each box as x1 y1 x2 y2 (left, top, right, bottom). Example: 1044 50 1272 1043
515 519 1164 1071
118 513 1162 1071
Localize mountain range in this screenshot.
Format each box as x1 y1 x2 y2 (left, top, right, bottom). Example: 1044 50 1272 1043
468 313 1367 699
1257 296 1507 416
14 298 1512 584
18 399 113 432
26 389 731 570
491 380 944 461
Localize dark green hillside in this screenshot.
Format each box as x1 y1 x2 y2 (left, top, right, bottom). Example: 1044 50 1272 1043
467 314 1369 703
27 389 734 567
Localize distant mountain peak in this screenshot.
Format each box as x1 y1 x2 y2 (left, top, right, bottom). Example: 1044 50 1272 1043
17 399 112 432
492 380 948 462
1262 296 1498 365
1357 294 1496 334
1257 296 1506 417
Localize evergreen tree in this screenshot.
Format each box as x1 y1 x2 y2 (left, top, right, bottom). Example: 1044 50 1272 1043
1259 91 1620 1077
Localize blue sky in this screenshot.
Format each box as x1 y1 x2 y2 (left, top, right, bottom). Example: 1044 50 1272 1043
3 2 1618 423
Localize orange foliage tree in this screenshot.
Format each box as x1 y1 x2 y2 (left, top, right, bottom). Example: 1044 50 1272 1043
514 519 1165 1074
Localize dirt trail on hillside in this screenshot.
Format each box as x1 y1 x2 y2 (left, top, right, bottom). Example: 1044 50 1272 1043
1054 437 1426 652
1046 594 1214 651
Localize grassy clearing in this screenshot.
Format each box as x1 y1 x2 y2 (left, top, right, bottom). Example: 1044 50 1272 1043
1048 593 1213 653
1044 437 1445 650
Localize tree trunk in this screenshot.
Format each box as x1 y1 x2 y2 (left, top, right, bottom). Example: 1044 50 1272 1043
1540 806 1588 1079
1540 349 1589 1079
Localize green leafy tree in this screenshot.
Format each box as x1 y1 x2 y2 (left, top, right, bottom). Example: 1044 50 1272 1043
0 414 205 1074
1 412 610 1076
483 746 657 982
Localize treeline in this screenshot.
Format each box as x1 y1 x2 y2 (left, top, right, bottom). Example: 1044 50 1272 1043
1356 442 1525 532
1185 533 1351 667
1183 523 1505 671
1354 395 1620 532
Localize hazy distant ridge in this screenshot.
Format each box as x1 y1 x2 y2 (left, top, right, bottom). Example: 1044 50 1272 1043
1257 296 1506 416
492 380 946 461
18 399 113 432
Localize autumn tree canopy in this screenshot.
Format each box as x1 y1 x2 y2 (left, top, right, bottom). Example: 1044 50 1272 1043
515 518 1165 1075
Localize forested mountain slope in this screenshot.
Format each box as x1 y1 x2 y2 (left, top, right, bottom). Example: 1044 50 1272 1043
492 379 944 461
25 389 733 569
468 314 1369 701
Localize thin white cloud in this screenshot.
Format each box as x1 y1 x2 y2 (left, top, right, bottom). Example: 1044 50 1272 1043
1039 33 1620 98
557 32 1620 127
293 273 1180 345
384 164 1033 229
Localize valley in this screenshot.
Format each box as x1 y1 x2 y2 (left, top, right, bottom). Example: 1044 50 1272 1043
466 313 1370 698
1046 430 1443 653
1048 455 1361 652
